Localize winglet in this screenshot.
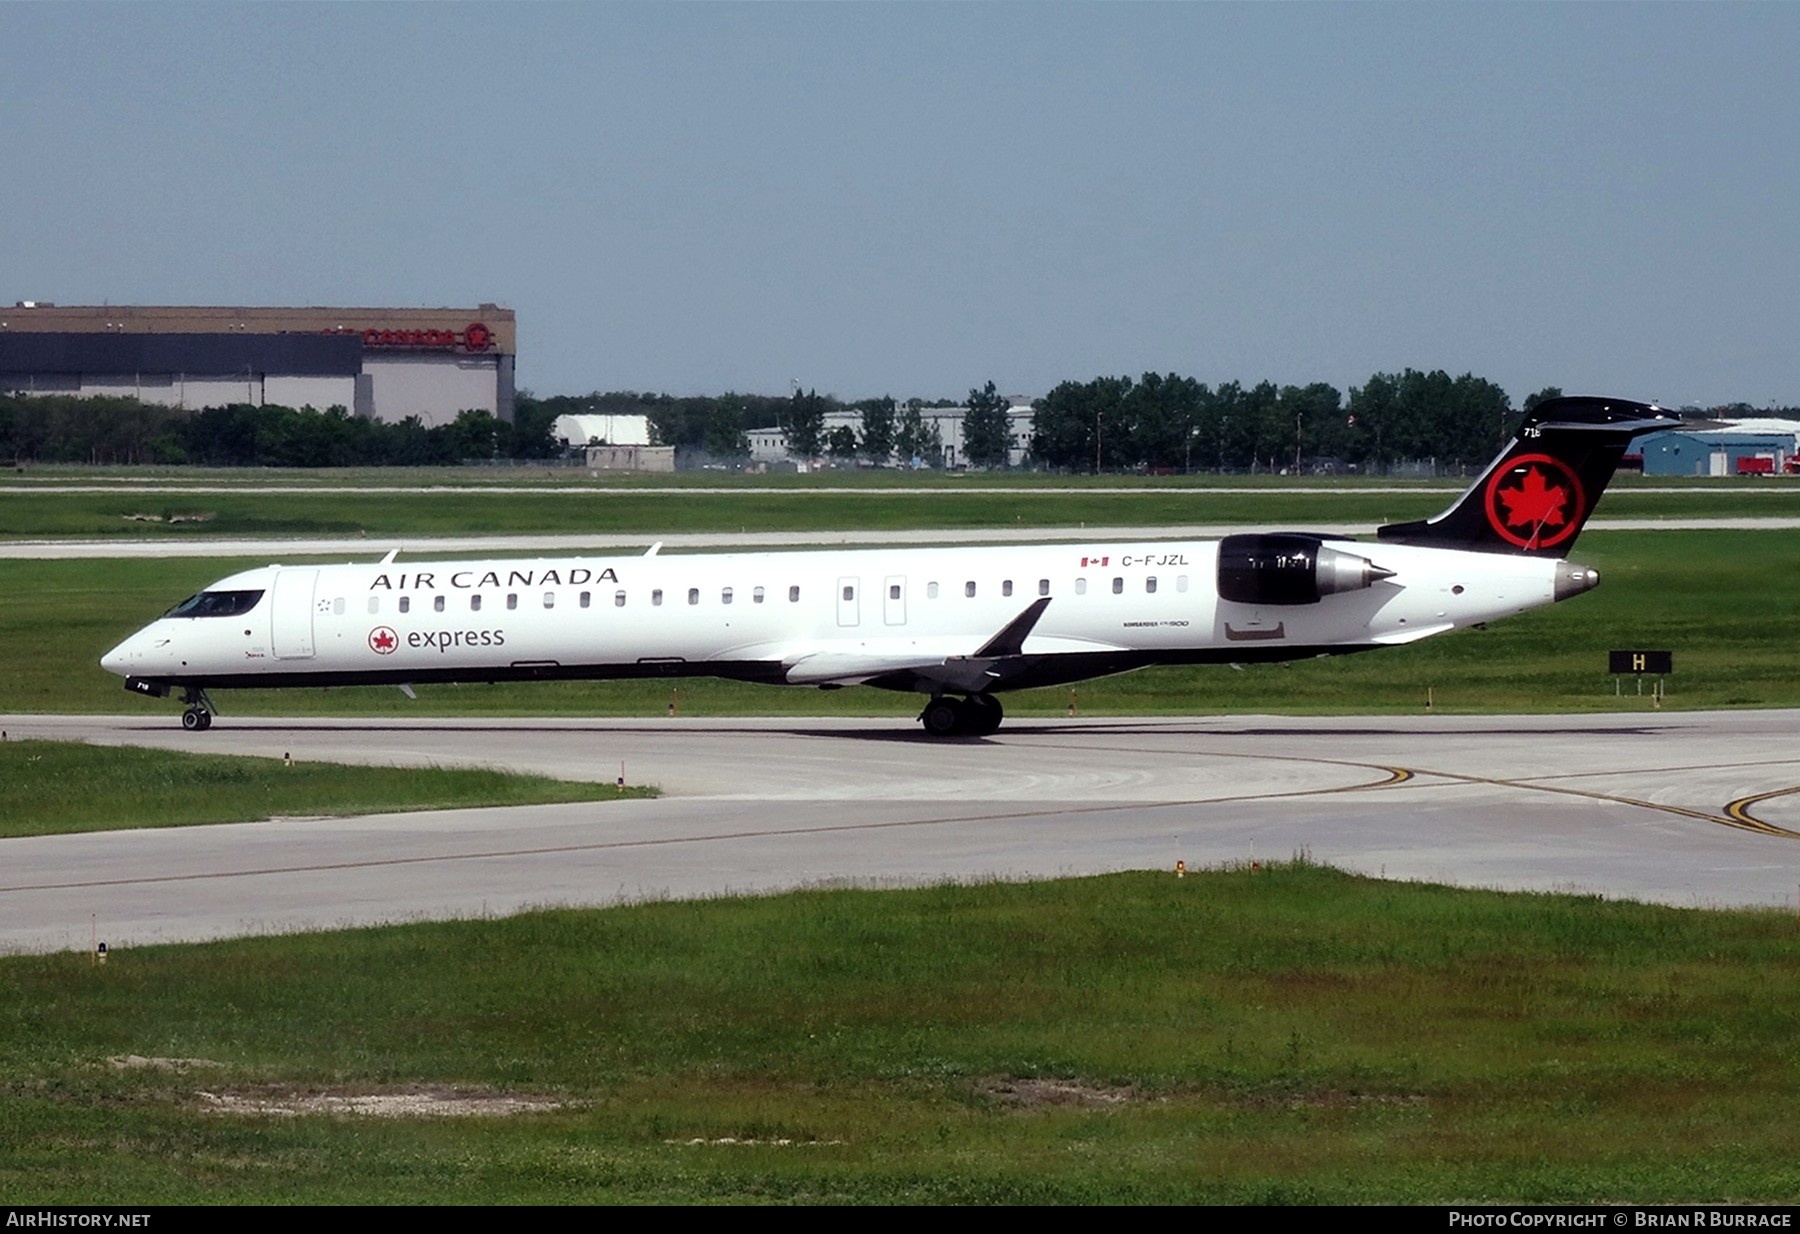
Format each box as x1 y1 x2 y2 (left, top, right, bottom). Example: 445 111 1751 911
974 598 1052 658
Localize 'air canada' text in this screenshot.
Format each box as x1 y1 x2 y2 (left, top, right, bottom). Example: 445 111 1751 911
369 568 619 592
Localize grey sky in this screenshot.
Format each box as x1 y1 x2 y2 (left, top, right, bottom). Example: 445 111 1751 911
4 3 1795 408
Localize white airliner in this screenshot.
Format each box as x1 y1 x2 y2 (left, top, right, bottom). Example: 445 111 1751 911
102 397 1673 736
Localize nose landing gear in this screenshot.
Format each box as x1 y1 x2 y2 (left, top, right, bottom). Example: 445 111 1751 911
178 687 217 732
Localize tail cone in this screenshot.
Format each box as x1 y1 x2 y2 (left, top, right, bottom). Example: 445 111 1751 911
1554 562 1600 602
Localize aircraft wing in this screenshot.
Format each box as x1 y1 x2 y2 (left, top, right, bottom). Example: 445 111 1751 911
780 641 1125 693
746 599 1122 693
782 651 986 688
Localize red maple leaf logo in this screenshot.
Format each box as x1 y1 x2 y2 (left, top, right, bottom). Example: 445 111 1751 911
1482 454 1586 550
1496 466 1569 530
368 627 398 654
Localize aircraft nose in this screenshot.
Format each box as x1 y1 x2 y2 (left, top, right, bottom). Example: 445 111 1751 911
101 637 136 676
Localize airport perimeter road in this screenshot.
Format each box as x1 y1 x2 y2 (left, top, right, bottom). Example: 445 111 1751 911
4 711 1800 953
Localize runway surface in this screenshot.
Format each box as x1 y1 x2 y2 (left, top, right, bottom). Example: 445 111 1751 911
4 710 1800 954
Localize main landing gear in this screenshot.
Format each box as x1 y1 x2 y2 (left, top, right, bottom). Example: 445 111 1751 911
919 693 1003 738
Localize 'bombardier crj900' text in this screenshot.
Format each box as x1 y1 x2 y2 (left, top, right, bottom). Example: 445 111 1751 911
103 397 1673 736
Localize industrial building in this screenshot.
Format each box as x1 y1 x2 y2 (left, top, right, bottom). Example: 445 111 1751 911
748 403 1035 469
551 412 653 448
0 302 516 427
1632 419 1800 476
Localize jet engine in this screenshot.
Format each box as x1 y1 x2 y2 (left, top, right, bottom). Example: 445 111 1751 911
1216 534 1394 606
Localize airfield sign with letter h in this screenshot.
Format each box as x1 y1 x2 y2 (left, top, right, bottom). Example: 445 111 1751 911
1609 649 1672 701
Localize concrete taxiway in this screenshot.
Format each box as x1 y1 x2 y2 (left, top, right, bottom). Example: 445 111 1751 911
4 710 1800 954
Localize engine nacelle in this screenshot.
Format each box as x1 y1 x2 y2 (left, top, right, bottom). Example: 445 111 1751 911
1217 534 1394 606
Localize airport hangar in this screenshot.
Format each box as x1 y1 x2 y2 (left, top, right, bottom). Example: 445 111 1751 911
0 302 517 428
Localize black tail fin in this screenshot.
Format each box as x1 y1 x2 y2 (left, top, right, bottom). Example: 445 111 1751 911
1376 396 1677 556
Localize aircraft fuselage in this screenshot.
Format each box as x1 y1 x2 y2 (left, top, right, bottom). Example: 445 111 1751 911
103 537 1581 700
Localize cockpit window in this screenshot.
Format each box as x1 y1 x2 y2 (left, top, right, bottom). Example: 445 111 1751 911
164 589 265 618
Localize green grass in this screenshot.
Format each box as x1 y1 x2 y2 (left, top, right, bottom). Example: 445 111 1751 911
4 471 1800 538
0 740 648 837
0 485 1450 538
4 864 1800 1203
8 461 1800 492
9 529 1799 718
1 462 1448 488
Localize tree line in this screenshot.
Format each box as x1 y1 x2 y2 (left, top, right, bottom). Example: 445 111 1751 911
0 394 565 467
1032 371 1547 474
553 374 1590 473
4 380 1785 471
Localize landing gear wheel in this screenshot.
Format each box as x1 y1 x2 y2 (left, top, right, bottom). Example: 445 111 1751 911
964 694 1003 736
921 698 964 738
181 707 212 732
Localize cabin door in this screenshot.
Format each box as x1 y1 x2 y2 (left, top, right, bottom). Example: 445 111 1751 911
270 568 318 659
883 575 907 626
836 576 861 627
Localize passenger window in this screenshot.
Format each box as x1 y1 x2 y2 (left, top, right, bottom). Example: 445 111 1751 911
1177 575 1189 593
333 597 345 615
471 595 482 612
1075 578 1088 596
543 592 555 609
652 589 663 606
754 586 765 604
507 594 518 610
964 581 976 598
889 584 901 600
1146 577 1157 594
842 585 854 602
1002 580 1013 597
1112 577 1123 594
688 588 699 605
927 582 939 599
368 596 380 614
1038 579 1049 597
433 595 445 612
399 596 410 614
615 590 626 608
722 587 734 605
789 585 800 602
580 591 591 608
